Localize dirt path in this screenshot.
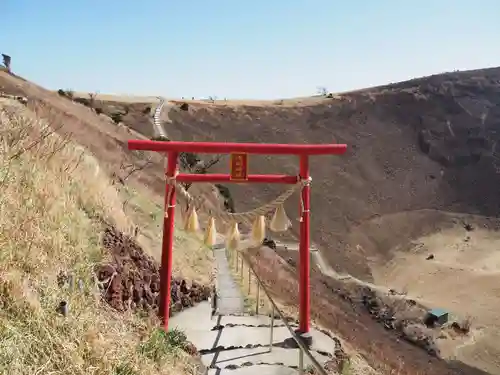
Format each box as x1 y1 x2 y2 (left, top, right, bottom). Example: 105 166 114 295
275 240 429 306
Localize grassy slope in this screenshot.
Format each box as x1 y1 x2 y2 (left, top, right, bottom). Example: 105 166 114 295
0 98 204 375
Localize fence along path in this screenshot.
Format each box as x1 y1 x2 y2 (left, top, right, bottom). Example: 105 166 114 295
154 100 342 374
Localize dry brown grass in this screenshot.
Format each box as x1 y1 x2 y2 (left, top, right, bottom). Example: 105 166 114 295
118 183 214 286
168 95 339 108
0 98 203 375
72 92 159 104
70 91 337 108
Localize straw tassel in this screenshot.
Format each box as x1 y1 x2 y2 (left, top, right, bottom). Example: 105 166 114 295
184 206 200 233
225 221 240 251
181 202 190 227
183 205 191 231
269 204 291 232
250 215 266 246
204 217 217 248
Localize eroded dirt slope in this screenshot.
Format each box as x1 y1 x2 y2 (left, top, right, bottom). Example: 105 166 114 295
159 67 500 281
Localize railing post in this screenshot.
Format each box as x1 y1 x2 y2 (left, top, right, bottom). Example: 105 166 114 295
256 283 260 315
299 350 304 375
248 267 251 294
240 257 244 280
235 251 239 271
269 304 275 351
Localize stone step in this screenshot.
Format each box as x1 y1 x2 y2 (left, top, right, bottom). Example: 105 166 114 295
181 323 336 354
203 347 329 373
206 363 312 375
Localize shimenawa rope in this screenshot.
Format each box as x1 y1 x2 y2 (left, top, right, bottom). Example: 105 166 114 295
164 167 311 225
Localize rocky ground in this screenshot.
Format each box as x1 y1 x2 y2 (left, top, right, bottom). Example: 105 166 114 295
97 226 211 315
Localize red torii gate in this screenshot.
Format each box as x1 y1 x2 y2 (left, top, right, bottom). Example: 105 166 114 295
128 139 347 336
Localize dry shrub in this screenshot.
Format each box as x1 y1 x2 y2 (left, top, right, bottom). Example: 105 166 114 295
452 315 473 334
0 99 198 375
460 315 473 333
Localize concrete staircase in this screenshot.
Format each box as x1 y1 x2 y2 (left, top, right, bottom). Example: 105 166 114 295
213 247 245 315
169 247 339 374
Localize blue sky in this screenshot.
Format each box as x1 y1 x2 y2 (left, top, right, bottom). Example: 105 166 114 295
2 0 499 99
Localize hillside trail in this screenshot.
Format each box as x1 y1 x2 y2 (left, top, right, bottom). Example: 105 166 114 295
276 240 434 307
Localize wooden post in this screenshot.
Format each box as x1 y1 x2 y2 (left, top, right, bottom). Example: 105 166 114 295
299 155 311 334
159 151 178 330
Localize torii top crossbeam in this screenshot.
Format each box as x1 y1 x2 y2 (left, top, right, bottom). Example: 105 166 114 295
128 139 347 155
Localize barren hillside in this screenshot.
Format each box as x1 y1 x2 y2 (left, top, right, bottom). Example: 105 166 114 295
156 67 500 375
156 67 500 280
3 67 500 375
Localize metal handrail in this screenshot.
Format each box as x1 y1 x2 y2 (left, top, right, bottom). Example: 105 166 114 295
228 247 329 375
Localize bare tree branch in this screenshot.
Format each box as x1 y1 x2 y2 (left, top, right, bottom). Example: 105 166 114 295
114 154 155 185
9 122 65 160
182 154 223 190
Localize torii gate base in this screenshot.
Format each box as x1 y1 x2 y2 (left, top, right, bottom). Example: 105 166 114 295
128 140 347 342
